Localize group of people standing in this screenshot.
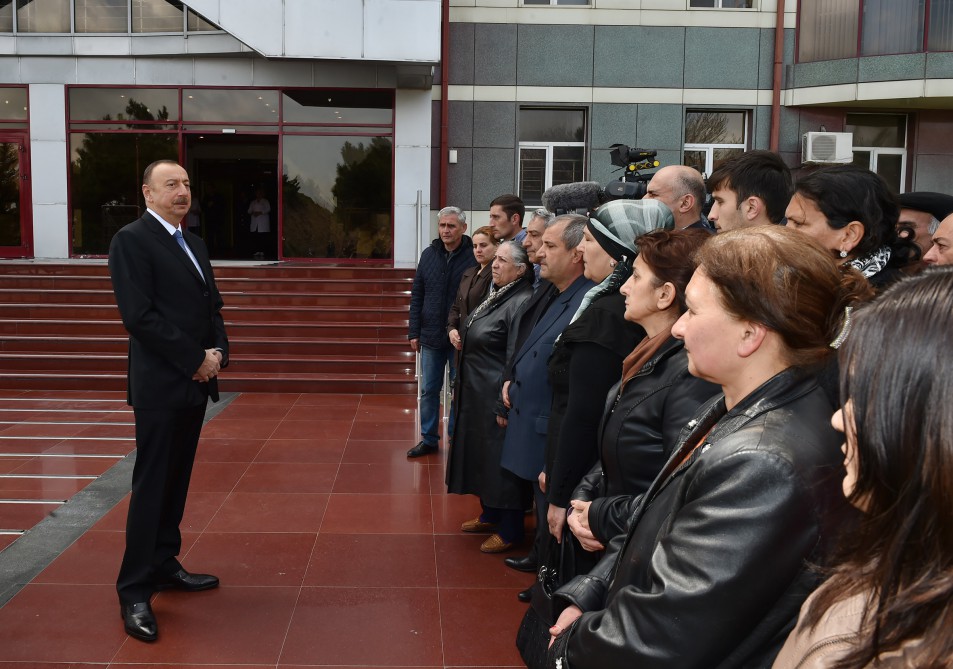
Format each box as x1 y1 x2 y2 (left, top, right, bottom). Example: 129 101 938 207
408 156 953 668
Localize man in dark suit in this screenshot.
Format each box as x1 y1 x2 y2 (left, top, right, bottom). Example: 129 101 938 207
108 159 229 643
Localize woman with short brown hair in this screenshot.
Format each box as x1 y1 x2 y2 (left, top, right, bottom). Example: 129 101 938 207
546 225 872 669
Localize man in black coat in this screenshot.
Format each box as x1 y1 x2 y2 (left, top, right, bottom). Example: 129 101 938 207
108 159 229 643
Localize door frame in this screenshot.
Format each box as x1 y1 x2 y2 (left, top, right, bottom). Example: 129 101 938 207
0 131 32 258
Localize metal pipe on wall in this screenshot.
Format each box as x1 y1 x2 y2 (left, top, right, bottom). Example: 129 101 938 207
770 0 786 153
439 0 450 209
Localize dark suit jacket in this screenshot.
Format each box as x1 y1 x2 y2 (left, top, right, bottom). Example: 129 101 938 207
501 278 557 385
500 274 594 480
108 212 229 409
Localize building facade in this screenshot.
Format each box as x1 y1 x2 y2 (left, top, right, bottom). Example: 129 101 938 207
444 0 952 223
0 0 949 264
0 0 438 266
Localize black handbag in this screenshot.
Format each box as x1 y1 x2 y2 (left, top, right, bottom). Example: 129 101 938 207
515 534 576 669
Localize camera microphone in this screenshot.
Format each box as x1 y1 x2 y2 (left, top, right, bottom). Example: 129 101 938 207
542 181 605 215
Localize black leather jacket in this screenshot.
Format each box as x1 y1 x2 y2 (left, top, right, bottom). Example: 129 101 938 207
572 336 719 543
549 368 851 669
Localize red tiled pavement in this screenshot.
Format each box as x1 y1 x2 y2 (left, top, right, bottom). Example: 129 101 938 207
0 391 534 668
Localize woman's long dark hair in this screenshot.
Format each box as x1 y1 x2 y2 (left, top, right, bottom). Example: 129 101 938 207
805 266 953 668
794 165 917 267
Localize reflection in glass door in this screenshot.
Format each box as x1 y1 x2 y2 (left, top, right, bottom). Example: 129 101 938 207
0 133 31 258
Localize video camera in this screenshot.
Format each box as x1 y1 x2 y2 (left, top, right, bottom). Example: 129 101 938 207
542 144 661 215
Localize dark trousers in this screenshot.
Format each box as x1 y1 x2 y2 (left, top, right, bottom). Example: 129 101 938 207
117 404 206 604
530 479 548 562
479 504 524 544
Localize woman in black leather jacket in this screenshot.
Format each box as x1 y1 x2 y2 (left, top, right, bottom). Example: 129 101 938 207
547 226 872 669
566 228 719 552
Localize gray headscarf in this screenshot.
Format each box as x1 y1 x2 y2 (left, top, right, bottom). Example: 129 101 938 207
567 198 676 326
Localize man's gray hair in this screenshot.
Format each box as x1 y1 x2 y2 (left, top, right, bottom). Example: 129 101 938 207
929 215 941 235
552 213 587 249
531 208 556 227
673 168 706 212
438 206 466 225
501 240 530 270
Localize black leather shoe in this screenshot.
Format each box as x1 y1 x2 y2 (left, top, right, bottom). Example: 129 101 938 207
504 555 538 573
517 588 533 603
406 441 438 458
155 568 219 592
121 601 157 642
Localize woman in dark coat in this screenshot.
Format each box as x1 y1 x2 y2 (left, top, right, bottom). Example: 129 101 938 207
447 225 498 353
566 228 719 549
548 226 871 669
446 241 534 545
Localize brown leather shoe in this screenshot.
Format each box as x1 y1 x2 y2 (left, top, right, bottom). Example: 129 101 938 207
480 533 515 553
460 517 496 533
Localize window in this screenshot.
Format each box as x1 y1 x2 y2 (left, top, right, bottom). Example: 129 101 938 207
2 1 218 34
929 0 953 50
281 90 394 259
846 113 907 194
68 86 395 259
690 0 754 7
799 0 951 62
68 87 179 256
523 0 590 5
861 0 924 56
183 89 280 124
17 0 70 32
518 108 586 207
683 110 747 177
75 0 127 33
132 0 183 32
0 3 12 31
187 8 217 31
798 0 859 62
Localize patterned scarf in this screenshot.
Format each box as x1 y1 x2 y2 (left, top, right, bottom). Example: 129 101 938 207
466 277 523 327
847 246 891 279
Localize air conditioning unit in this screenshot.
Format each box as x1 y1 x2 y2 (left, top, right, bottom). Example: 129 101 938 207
802 132 853 164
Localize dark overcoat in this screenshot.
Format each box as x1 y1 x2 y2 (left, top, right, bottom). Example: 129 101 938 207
446 278 533 508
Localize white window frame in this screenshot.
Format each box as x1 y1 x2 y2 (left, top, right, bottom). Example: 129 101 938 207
518 141 586 204
847 113 908 194
683 110 749 178
688 0 757 8
853 148 907 193
521 0 591 6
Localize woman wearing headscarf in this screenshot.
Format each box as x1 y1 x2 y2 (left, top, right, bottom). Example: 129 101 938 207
446 241 535 549
541 199 673 548
547 225 872 669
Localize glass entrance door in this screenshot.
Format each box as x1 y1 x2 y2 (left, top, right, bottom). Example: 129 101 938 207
0 133 31 258
185 134 279 260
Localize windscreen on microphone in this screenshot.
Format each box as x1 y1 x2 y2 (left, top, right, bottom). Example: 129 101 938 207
542 181 604 214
